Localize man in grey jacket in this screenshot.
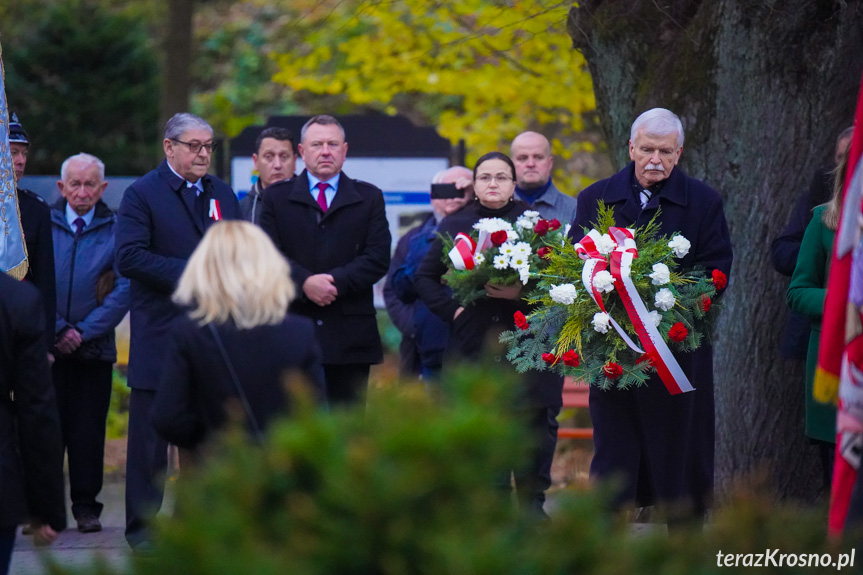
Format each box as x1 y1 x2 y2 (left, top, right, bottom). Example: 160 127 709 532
50 153 129 534
510 131 577 224
239 127 297 224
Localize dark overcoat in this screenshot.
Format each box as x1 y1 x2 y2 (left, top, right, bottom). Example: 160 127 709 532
115 160 239 390
0 274 66 531
259 170 391 366
570 162 733 512
415 199 564 408
19 188 56 348
152 313 326 450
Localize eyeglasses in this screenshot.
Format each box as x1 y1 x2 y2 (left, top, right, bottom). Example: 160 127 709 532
475 174 514 184
171 139 218 154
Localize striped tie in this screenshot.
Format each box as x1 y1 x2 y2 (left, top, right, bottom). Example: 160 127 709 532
640 188 651 208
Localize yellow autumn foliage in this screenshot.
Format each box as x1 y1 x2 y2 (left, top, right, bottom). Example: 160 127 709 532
270 0 597 190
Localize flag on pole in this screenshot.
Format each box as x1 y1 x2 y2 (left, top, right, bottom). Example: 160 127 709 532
0 41 28 279
816 73 863 535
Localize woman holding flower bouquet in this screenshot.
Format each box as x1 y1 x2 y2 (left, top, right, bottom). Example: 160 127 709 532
415 152 564 517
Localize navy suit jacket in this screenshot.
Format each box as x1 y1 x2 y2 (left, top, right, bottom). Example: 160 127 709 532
259 170 390 365
115 160 239 390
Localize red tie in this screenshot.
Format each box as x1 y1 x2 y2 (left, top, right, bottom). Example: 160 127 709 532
315 182 329 213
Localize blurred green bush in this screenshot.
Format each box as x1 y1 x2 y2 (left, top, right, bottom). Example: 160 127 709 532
106 368 130 440
56 363 860 574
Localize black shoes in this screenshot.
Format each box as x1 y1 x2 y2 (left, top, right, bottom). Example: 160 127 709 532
76 514 102 533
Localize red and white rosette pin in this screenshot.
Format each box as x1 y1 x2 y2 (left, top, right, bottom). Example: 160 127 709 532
209 199 222 221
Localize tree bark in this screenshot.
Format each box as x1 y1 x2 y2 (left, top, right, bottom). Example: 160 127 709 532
161 0 195 126
568 0 863 501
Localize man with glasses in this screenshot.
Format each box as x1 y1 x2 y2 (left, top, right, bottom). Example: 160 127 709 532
115 113 239 552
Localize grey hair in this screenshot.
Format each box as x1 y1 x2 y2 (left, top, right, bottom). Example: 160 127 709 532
164 113 213 141
630 108 684 148
61 153 105 182
432 166 472 184
300 115 346 142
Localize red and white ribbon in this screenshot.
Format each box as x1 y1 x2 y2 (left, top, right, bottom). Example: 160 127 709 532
448 230 493 271
575 227 693 395
209 199 222 221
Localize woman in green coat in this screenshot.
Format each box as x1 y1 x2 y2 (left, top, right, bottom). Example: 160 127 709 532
787 154 846 488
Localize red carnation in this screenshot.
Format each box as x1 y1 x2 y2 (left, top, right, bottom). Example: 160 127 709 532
637 352 657 367
668 322 688 342
548 218 562 231
513 311 529 331
542 353 558 365
491 230 509 246
534 219 550 236
603 362 623 379
562 350 580 367
537 246 553 259
712 269 727 290
700 295 712 313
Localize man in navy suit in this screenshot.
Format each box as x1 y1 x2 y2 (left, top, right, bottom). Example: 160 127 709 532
260 115 390 406
570 108 733 524
115 113 239 551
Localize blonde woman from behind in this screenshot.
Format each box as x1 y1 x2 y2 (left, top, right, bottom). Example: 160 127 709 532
152 221 326 453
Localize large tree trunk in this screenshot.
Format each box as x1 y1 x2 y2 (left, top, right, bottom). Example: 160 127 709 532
568 0 863 501
160 0 195 126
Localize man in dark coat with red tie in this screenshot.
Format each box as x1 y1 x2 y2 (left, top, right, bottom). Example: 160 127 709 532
260 115 390 406
115 113 239 551
570 108 733 523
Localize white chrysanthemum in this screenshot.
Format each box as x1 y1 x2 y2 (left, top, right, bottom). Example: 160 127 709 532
592 270 615 293
473 218 513 233
549 284 577 305
523 210 540 220
512 241 532 258
655 288 676 311
474 253 485 265
507 230 519 241
592 312 611 334
518 265 531 285
516 217 535 230
499 242 516 256
668 235 691 258
510 254 529 269
649 263 671 285
648 310 662 327
596 233 616 255
493 255 509 270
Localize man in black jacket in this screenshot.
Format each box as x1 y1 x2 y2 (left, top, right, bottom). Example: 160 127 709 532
9 113 56 350
0 273 65 574
239 127 296 224
260 115 390 405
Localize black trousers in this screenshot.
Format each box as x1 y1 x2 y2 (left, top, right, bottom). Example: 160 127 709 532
323 363 371 407
51 358 113 519
512 406 560 515
125 388 168 547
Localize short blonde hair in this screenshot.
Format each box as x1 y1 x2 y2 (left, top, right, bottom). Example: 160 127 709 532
173 221 295 329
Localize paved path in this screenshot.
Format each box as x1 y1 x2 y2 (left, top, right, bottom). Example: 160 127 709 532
11 480 131 574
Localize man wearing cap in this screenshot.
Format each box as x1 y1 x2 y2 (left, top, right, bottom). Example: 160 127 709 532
115 112 239 551
9 113 56 348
